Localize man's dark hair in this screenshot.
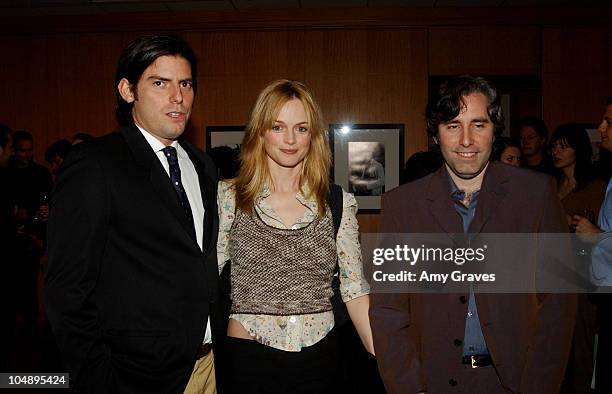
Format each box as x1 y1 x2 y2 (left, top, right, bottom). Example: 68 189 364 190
606 96 612 106
45 139 72 163
13 130 33 145
0 123 12 149
519 117 548 140
426 75 504 140
115 34 198 126
72 132 93 143
207 146 240 180
401 150 443 184
491 136 521 162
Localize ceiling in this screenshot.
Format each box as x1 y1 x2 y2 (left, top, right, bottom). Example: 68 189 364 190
0 0 607 17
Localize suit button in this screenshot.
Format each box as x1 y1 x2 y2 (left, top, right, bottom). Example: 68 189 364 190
449 379 457 386
453 339 462 347
459 296 467 304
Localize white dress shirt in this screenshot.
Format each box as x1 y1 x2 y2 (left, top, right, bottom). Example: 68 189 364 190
137 125 212 344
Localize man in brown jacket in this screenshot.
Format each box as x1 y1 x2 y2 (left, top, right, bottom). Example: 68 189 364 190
370 75 576 393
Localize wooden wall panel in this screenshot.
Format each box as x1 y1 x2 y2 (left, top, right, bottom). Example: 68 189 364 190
0 33 125 159
542 27 612 130
1 7 610 232
197 28 428 231
1 36 49 161
429 26 540 76
199 28 428 154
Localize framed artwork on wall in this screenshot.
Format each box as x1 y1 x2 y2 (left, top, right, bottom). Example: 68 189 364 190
329 123 405 213
205 125 245 150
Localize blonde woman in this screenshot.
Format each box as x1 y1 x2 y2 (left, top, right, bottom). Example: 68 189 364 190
217 80 373 392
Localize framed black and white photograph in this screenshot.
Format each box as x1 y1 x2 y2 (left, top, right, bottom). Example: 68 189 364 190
205 125 245 150
330 124 405 213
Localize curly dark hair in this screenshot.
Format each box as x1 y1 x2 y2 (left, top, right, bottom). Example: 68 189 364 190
425 75 504 140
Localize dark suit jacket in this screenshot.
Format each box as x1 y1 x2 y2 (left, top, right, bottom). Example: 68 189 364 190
370 162 577 394
45 125 220 394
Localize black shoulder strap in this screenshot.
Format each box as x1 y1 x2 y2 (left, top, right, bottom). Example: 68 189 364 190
327 183 349 326
328 183 343 238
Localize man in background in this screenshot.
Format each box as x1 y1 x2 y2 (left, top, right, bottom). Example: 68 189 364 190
574 96 612 392
0 123 15 370
7 130 52 221
519 117 555 174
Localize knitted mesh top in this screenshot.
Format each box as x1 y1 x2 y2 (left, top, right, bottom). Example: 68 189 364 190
229 208 337 315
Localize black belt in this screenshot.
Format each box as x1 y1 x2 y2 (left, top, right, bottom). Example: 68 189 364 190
462 354 492 368
196 343 213 360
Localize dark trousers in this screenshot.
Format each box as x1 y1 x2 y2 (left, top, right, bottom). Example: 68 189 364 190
596 295 612 393
562 294 597 394
337 322 385 393
224 329 340 394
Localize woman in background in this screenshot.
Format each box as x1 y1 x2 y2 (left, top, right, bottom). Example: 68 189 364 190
549 123 606 394
491 136 521 167
217 80 373 393
550 123 605 225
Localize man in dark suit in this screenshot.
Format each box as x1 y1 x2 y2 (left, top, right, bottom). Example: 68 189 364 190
45 35 220 394
370 75 576 393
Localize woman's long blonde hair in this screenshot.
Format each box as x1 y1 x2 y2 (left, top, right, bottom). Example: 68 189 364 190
234 80 331 217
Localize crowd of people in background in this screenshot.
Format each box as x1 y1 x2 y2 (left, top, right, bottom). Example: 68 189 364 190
0 127 92 372
0 71 611 392
402 116 611 188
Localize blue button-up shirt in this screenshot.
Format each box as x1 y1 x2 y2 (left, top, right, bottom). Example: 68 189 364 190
449 179 489 357
591 178 612 286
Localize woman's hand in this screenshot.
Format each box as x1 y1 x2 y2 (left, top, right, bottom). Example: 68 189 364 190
345 294 375 355
571 215 602 243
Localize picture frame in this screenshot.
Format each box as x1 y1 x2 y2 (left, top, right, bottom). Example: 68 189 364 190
572 123 601 163
329 123 405 213
205 125 245 150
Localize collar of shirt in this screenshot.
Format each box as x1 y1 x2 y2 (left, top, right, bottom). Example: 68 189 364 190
135 124 189 177
135 123 178 152
447 174 481 234
254 182 319 229
448 175 480 208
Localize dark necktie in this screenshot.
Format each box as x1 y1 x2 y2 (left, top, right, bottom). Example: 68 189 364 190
162 146 196 238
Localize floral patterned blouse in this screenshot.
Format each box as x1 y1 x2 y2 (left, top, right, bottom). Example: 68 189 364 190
217 180 370 352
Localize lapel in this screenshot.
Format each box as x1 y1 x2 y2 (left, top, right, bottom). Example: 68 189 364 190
425 167 463 238
468 162 509 236
469 164 509 358
180 140 216 255
121 125 199 247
